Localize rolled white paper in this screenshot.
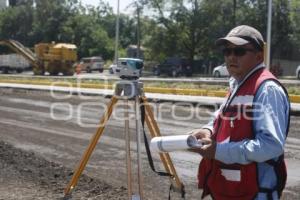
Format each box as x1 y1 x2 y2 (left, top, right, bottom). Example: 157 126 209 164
150 135 202 152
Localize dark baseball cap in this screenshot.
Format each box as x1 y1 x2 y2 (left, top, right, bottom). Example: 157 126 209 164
216 25 264 50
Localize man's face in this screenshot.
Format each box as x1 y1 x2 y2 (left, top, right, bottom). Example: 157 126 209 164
223 43 263 81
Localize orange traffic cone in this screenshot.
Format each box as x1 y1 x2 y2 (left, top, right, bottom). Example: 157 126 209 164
76 64 81 75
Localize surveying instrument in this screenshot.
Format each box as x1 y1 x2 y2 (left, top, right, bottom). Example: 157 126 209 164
63 61 185 200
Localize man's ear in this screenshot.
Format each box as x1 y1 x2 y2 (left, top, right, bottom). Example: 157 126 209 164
256 51 264 62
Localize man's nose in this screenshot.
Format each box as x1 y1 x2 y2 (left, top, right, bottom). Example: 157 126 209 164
226 53 237 61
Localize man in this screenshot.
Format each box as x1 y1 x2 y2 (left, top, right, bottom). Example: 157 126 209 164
190 25 290 200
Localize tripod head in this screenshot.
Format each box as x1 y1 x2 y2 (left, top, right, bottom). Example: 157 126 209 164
114 80 144 99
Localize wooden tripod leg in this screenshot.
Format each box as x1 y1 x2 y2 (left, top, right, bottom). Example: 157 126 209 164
141 97 184 192
124 99 133 199
64 96 119 196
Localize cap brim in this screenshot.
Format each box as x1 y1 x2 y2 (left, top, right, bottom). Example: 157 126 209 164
216 36 249 46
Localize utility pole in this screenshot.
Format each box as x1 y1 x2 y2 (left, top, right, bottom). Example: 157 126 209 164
126 0 145 59
266 0 272 69
136 1 141 58
114 0 120 63
8 0 17 6
233 0 236 26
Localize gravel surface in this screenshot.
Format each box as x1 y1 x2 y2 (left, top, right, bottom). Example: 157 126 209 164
1 139 300 200
0 141 127 200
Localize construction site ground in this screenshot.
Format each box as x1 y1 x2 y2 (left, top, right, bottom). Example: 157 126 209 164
0 87 300 200
0 141 126 200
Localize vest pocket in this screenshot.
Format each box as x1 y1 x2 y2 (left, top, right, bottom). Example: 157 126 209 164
207 162 258 199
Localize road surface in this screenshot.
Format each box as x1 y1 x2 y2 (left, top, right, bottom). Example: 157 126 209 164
0 88 299 199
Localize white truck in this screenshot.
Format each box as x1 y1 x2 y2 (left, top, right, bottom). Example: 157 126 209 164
0 53 30 73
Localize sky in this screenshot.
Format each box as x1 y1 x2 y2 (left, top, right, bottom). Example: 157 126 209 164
80 0 135 14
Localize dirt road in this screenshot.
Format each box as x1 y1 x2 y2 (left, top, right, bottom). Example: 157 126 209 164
0 88 300 199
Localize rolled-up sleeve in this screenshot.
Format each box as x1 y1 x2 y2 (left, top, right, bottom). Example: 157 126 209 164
215 81 289 164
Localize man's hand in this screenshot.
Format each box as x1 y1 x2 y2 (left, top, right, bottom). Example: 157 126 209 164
188 128 212 140
189 138 216 159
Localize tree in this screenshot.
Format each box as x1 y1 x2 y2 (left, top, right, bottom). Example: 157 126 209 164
289 0 300 59
60 5 114 59
32 0 76 42
0 4 34 46
144 0 298 65
1 0 299 65
143 0 233 65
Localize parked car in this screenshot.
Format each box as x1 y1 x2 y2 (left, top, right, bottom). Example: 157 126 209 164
296 65 300 80
108 63 118 74
78 56 104 73
213 63 229 77
153 57 192 77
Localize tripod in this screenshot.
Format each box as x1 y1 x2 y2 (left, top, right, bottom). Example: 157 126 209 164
64 80 184 200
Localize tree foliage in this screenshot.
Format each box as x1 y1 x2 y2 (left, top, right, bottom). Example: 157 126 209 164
0 0 299 64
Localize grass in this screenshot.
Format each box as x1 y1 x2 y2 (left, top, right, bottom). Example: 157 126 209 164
0 75 299 95
145 81 229 91
287 87 300 95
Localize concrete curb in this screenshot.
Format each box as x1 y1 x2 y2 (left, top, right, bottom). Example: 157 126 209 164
1 80 299 103
1 83 300 114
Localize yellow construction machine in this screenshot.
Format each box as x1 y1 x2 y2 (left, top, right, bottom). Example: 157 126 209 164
0 40 77 75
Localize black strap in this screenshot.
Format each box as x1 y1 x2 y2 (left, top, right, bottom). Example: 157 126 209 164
261 79 290 198
168 184 173 200
266 154 283 166
265 154 285 198
168 184 186 200
139 98 185 199
139 99 172 177
259 187 274 200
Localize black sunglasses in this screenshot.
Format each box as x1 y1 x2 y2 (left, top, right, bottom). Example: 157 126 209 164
222 47 256 57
